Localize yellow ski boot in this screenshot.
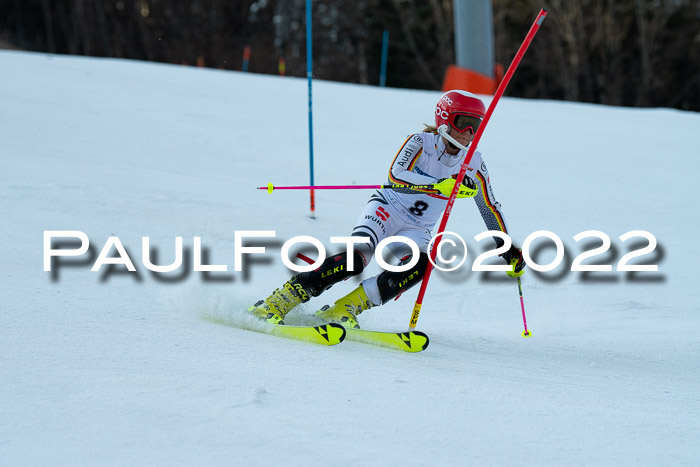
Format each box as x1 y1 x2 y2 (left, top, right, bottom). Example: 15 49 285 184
316 285 373 329
248 280 309 325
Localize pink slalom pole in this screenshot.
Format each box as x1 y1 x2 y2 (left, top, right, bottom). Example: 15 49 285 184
408 9 548 331
258 182 436 193
517 277 531 338
259 184 382 191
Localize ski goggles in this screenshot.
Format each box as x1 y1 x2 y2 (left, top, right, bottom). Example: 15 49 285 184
451 113 482 134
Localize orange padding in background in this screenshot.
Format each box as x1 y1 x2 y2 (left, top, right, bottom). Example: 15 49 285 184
442 64 500 95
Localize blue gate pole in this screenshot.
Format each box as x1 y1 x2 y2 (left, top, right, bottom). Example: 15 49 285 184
242 45 250 72
379 29 389 87
306 0 316 218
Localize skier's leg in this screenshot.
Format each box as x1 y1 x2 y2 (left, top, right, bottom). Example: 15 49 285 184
363 252 430 304
311 196 405 328
315 252 430 328
300 192 402 299
251 195 410 325
249 200 387 324
317 224 431 328
249 249 366 324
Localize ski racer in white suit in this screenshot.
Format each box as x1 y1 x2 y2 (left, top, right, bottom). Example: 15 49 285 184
249 90 526 328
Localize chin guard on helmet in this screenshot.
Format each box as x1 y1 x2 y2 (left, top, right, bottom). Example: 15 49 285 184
438 124 470 152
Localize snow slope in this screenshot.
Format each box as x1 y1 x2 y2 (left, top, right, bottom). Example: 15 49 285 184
1 50 699 466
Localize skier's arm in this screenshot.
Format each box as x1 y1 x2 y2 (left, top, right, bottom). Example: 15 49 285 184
387 134 440 194
473 159 510 247
474 159 526 276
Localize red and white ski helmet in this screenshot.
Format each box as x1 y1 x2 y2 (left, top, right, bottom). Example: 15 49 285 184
435 90 486 134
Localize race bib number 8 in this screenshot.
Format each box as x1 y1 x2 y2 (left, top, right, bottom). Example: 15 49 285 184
409 200 429 217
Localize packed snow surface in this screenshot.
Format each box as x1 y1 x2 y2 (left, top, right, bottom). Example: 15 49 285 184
1 51 699 465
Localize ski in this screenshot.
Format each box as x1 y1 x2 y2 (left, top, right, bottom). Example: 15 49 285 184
264 322 346 346
344 328 429 352
209 315 347 347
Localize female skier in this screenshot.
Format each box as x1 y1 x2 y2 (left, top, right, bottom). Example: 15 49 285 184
249 90 525 328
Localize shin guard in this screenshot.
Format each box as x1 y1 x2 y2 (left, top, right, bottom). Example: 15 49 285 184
294 250 365 297
376 253 429 304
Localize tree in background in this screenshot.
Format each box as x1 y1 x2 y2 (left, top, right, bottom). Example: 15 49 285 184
493 0 699 110
0 0 697 110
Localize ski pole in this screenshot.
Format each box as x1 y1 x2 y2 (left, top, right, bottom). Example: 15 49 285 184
408 8 548 331
258 182 435 193
517 277 531 337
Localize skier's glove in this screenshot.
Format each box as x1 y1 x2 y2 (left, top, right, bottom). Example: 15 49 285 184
500 245 525 277
434 175 477 198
